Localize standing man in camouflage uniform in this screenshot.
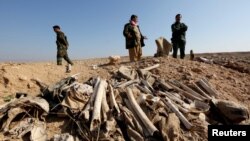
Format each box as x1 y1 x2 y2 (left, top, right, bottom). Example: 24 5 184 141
171 14 188 59
53 25 73 72
123 15 146 62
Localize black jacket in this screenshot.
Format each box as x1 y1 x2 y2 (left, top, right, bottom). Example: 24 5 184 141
171 22 188 43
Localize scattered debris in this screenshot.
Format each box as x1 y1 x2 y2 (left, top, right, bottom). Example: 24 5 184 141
18 75 28 81
53 133 75 141
194 57 213 64
66 64 72 73
0 95 49 140
2 95 14 102
109 55 121 65
154 37 172 57
211 99 249 123
194 56 250 73
118 66 138 80
90 64 98 70
0 62 249 141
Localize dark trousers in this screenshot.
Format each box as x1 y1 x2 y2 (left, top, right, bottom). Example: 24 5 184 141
172 41 186 59
57 49 73 65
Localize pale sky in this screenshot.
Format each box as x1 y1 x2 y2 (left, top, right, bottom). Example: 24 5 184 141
0 0 249 62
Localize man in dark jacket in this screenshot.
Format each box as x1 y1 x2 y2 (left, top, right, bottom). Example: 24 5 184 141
123 15 146 62
53 25 73 67
171 14 188 59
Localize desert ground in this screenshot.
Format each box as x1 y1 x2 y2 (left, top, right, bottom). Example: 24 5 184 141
0 52 249 140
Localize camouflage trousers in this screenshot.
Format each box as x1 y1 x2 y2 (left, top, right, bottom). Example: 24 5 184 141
57 49 73 65
128 44 142 62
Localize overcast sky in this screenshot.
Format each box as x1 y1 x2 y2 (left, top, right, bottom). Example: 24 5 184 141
0 0 249 62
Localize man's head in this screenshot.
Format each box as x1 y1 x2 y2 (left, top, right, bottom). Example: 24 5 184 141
53 25 61 32
175 14 182 23
130 15 138 23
